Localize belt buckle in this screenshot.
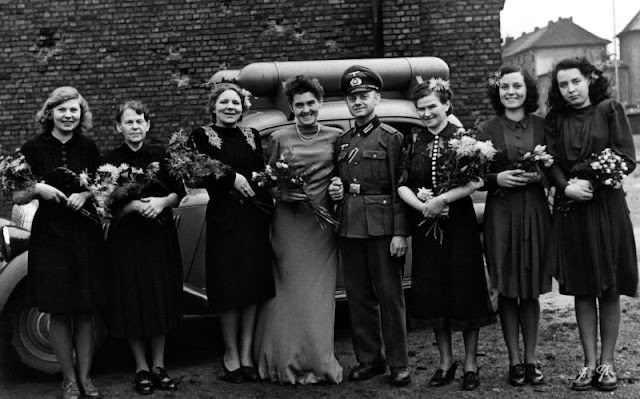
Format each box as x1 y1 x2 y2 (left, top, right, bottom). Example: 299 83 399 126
349 183 361 195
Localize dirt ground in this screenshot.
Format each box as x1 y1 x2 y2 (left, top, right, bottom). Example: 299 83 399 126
2 155 640 398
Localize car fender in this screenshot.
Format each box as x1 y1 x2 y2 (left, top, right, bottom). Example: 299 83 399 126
0 251 28 313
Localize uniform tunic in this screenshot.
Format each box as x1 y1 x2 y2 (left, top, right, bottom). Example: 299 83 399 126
545 99 638 297
335 116 409 368
104 144 185 338
476 115 552 299
22 132 105 314
399 123 495 330
190 125 275 312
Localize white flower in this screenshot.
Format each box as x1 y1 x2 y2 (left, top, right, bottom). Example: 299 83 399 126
417 187 434 202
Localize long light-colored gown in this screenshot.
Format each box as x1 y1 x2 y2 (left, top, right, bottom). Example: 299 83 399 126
253 124 343 384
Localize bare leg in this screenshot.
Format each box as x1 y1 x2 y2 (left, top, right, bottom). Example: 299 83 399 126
220 309 240 370
462 329 479 372
498 295 521 365
239 305 257 367
127 338 148 372
520 298 540 364
574 296 598 369
150 335 166 369
49 313 77 384
74 312 95 382
598 296 620 367
434 328 454 370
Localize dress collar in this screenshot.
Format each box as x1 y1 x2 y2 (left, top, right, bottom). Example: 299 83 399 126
499 114 530 130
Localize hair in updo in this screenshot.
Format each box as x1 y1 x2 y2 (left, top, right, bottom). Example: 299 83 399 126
411 78 454 115
114 100 150 124
36 86 93 134
284 75 325 104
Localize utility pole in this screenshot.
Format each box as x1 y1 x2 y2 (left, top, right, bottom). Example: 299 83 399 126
612 0 620 100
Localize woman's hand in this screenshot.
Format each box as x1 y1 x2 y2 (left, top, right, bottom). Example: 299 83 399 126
521 171 541 184
497 169 528 188
565 179 593 201
35 182 67 203
234 173 255 198
328 176 344 201
422 195 449 218
66 191 91 211
138 197 166 219
389 235 408 257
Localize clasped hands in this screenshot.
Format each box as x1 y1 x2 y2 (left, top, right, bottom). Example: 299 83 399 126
497 169 541 188
564 178 593 201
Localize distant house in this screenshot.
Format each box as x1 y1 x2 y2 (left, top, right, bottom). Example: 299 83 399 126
619 9 640 109
501 16 632 112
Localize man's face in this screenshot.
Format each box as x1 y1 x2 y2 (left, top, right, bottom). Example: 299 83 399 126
346 90 380 122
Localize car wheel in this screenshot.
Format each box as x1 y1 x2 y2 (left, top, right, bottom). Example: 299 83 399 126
9 290 107 374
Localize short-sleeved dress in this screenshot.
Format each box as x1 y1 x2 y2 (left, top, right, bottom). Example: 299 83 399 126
476 115 552 299
104 143 185 338
21 132 105 314
545 99 638 297
253 124 343 384
190 125 275 312
399 123 495 330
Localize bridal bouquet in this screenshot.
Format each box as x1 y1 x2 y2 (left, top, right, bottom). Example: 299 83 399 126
252 149 339 230
166 129 230 188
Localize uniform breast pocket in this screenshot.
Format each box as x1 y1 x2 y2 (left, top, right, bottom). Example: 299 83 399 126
362 150 387 182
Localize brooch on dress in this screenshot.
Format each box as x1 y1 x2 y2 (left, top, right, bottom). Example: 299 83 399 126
241 127 256 150
203 126 222 149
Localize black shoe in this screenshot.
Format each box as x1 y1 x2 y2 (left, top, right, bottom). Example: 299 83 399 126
462 370 480 391
348 362 386 382
241 366 259 382
428 363 457 387
389 367 411 386
524 362 544 385
508 363 526 386
219 361 244 384
151 367 178 391
134 370 154 395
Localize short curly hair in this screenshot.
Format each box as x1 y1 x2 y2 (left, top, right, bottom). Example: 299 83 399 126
547 57 611 113
411 79 454 115
284 75 325 104
36 86 92 134
114 100 150 124
207 82 250 123
488 66 539 114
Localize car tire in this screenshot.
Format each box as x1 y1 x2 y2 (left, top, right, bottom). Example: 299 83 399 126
8 289 107 374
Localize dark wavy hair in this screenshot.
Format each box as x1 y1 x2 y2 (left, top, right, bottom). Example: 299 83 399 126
207 82 250 123
284 75 325 104
411 79 454 115
547 57 611 112
36 86 92 134
488 66 539 114
114 100 150 123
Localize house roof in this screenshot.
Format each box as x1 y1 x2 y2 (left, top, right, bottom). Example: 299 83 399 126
618 9 640 36
503 17 610 58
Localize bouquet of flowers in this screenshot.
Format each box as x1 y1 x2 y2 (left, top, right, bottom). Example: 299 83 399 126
512 145 554 173
252 150 339 230
0 150 37 193
556 148 629 215
166 129 230 188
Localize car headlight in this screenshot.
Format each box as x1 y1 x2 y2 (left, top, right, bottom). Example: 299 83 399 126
0 225 30 262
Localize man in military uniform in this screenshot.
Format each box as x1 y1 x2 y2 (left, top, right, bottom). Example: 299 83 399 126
328 65 411 386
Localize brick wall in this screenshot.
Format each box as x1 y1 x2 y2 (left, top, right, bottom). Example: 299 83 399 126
0 0 504 214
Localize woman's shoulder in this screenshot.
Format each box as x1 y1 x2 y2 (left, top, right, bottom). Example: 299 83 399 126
595 98 622 114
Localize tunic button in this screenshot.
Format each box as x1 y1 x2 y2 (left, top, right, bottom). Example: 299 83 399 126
353 161 359 165
353 178 358 182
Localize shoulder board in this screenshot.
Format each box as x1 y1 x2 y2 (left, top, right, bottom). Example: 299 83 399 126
379 123 401 135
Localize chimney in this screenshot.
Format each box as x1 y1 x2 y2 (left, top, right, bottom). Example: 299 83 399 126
504 36 514 45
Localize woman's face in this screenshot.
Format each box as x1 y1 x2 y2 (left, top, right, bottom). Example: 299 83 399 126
291 91 321 126
117 108 150 147
416 92 449 132
499 72 526 110
556 68 591 109
51 98 81 135
214 89 243 127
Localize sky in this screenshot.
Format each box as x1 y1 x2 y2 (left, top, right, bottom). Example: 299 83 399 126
501 0 640 54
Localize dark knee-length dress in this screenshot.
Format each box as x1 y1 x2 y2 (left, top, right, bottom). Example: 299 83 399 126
475 115 552 299
399 123 495 330
104 144 185 338
545 99 638 297
22 132 105 314
190 125 274 312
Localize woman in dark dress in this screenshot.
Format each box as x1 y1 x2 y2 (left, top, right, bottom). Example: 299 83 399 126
545 58 637 392
190 82 274 383
397 80 494 391
104 101 184 395
18 87 104 399
474 66 551 386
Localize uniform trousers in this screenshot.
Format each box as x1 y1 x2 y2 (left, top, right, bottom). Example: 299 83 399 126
339 236 408 368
